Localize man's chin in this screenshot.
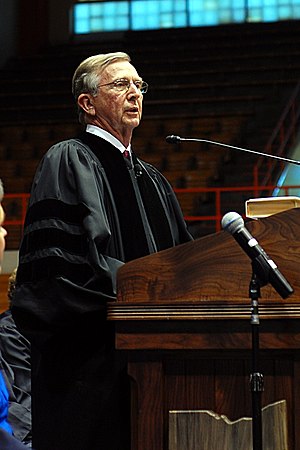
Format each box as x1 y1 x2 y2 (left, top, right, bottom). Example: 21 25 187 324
124 111 141 122
131 118 141 128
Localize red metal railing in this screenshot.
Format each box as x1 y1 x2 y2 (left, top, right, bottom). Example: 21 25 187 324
174 184 300 232
253 82 300 188
3 193 29 226
3 186 300 247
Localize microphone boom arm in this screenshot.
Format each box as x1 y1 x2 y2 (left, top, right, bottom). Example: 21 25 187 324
166 135 300 166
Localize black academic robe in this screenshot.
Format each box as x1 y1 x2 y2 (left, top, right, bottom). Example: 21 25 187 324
12 132 192 450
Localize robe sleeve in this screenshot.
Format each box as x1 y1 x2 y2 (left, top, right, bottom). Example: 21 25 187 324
12 140 124 343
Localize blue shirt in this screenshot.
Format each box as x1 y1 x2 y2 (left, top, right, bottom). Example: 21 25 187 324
0 369 12 434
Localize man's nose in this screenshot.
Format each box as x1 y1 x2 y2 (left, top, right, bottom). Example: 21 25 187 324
128 82 142 95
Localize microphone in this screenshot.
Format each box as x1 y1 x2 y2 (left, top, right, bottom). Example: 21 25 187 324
165 135 300 166
166 135 181 144
134 163 143 177
221 211 293 299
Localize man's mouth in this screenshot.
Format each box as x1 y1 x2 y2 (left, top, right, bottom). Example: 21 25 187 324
126 107 139 113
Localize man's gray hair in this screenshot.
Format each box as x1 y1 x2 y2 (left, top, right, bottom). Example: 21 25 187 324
72 52 131 125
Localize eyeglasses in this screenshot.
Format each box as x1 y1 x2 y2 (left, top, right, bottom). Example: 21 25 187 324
98 78 149 94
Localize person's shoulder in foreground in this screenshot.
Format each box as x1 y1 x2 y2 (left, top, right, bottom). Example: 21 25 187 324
0 180 31 449
0 268 31 445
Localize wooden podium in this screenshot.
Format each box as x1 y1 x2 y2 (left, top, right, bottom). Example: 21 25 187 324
108 208 300 450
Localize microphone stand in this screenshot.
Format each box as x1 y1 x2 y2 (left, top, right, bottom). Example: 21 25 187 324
220 216 293 450
249 270 264 450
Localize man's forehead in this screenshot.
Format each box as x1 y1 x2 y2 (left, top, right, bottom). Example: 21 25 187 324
101 60 139 78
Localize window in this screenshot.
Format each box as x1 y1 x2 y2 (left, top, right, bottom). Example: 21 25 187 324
72 0 300 34
73 1 129 33
131 0 187 30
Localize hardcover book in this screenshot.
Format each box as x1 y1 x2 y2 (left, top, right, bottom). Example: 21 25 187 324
245 196 300 218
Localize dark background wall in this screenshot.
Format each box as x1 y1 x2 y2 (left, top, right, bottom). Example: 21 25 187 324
0 0 75 68
0 0 18 67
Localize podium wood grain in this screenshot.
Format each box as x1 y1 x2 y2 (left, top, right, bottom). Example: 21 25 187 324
111 208 300 450
115 207 300 306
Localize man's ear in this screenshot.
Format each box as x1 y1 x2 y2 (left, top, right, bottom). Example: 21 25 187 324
77 93 96 116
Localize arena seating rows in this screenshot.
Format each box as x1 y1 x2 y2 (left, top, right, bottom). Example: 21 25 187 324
0 20 300 248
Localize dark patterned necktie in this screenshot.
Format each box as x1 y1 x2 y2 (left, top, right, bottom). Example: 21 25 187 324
123 149 132 168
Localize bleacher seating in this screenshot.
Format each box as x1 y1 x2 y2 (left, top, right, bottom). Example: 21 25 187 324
0 20 300 247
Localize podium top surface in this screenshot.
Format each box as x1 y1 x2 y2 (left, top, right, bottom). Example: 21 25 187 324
116 208 300 310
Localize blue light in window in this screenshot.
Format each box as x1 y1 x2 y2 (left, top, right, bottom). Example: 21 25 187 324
74 4 90 19
248 0 263 6
103 17 117 30
142 1 159 14
74 2 130 33
188 0 204 13
102 3 112 14
175 0 187 10
117 2 130 13
219 9 232 22
90 17 102 31
203 1 216 11
73 1 300 35
174 13 188 26
278 5 292 18
232 0 245 7
131 0 186 30
147 14 160 28
73 4 90 33
263 6 278 20
233 8 247 21
131 17 145 29
189 11 203 26
221 0 233 6
293 6 300 17
160 13 174 27
248 7 263 20
203 10 219 25
75 20 90 34
90 4 101 14
115 17 129 30
160 1 172 12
